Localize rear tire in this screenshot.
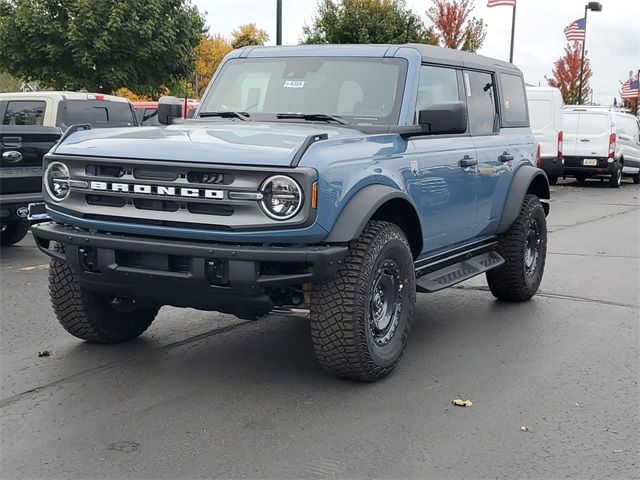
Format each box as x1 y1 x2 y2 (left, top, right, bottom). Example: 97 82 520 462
486 194 547 302
49 245 159 343
609 164 622 188
631 171 639 185
575 175 588 184
547 175 558 186
310 221 416 381
0 218 30 246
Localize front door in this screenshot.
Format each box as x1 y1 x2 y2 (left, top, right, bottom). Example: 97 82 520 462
408 65 477 256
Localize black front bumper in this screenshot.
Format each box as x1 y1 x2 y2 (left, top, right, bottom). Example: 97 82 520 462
32 222 348 318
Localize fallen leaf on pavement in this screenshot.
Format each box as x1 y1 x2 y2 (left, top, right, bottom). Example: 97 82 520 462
520 426 529 432
38 350 51 357
20 264 49 272
452 399 473 407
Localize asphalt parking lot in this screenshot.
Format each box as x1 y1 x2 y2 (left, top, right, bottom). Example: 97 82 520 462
1 179 638 479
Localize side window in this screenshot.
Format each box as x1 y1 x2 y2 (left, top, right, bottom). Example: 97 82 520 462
464 70 497 135
415 65 460 120
499 73 528 124
141 108 160 126
2 101 46 126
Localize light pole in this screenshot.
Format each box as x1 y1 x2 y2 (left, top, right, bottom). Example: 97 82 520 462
578 1 602 104
276 0 282 45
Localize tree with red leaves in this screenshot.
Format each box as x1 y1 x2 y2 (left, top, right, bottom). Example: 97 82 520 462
425 0 487 52
546 43 592 105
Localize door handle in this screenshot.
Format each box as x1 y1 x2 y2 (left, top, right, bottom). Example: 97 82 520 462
459 155 477 168
580 139 590 142
498 151 514 162
1 136 21 148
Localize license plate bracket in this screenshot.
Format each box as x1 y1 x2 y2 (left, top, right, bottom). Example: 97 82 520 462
27 202 49 222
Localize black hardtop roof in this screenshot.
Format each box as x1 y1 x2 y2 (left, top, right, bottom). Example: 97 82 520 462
238 43 522 76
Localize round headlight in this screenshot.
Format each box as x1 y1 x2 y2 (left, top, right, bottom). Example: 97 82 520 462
45 161 71 202
259 175 303 220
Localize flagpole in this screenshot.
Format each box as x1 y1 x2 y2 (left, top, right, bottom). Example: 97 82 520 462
577 4 588 104
509 1 516 63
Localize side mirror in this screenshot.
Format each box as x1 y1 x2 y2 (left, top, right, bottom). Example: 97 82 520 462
418 101 468 135
158 96 183 125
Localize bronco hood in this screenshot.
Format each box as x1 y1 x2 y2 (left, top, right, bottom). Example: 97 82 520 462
53 122 365 167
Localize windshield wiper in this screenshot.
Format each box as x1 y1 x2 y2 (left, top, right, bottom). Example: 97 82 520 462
276 113 350 125
199 111 251 121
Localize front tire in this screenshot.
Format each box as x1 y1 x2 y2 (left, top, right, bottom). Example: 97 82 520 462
486 194 547 302
0 218 30 246
310 221 416 381
632 171 640 184
49 246 159 343
609 164 622 188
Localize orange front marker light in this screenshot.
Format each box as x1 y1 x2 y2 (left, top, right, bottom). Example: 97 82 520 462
311 182 318 210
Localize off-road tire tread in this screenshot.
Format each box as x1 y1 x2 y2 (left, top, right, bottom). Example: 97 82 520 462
1 219 30 246
486 194 547 302
310 221 415 382
49 245 158 343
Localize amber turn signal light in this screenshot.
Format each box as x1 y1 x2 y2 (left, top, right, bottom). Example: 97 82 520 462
311 182 318 210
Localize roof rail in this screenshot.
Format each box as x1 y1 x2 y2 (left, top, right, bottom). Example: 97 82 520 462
563 105 631 113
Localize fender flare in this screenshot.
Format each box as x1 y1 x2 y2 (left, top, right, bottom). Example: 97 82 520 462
497 165 550 234
324 184 419 243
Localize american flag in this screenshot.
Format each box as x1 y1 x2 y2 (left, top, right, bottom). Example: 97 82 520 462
487 0 516 6
564 18 586 42
621 79 639 99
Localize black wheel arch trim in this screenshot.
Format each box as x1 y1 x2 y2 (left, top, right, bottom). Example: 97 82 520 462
324 184 421 243
497 165 550 234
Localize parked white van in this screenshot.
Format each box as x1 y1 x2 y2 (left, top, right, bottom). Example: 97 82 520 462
562 106 640 187
527 87 564 185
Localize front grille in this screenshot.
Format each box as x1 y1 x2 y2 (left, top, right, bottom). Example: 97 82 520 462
49 156 315 231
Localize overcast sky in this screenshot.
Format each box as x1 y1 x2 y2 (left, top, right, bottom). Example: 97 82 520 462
192 0 640 105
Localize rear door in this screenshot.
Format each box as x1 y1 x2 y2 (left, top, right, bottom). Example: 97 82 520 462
562 111 580 157
472 71 527 237
574 112 611 159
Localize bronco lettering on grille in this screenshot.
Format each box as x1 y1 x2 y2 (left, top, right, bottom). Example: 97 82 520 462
89 181 224 200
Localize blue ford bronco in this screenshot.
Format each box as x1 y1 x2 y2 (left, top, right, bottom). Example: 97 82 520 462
32 44 550 381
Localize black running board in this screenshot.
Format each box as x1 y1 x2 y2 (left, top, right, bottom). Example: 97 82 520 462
415 245 504 293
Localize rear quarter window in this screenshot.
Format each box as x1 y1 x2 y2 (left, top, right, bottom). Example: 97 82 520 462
499 73 528 125
2 100 46 126
60 100 135 128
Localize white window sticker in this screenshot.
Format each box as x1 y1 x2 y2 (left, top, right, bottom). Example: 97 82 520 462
283 80 305 89
464 73 471 97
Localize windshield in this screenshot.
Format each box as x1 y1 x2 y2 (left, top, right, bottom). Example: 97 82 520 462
199 57 408 125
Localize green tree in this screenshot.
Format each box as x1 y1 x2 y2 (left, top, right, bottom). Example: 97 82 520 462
0 0 205 95
302 0 426 44
231 23 269 49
